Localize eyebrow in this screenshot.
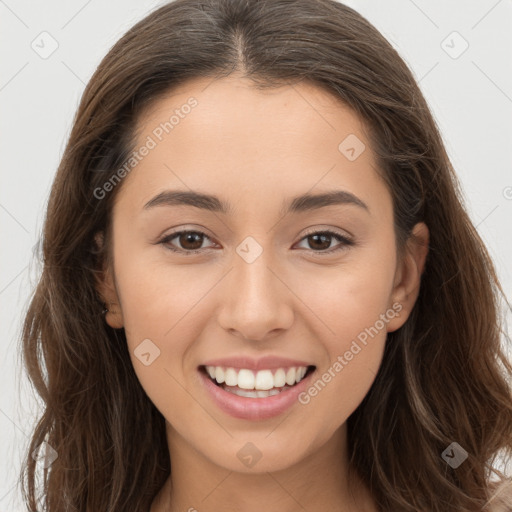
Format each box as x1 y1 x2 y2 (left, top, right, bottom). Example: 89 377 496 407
143 189 369 215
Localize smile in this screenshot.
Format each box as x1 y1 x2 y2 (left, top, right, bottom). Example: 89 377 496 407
199 364 317 420
204 365 313 397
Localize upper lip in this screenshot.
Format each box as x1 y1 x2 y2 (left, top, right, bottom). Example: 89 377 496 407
200 355 315 372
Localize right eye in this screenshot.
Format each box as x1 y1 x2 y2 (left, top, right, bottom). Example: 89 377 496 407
159 230 217 255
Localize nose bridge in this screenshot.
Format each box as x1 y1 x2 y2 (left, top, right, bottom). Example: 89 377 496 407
217 239 293 339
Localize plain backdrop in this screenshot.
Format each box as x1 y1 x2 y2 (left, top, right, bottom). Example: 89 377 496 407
1 0 511 509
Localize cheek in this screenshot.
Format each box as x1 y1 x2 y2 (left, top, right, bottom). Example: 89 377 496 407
111 237 214 404
301 340 385 429
298 281 389 427
113 254 208 424
291 241 396 343
114 239 215 344
294 245 396 418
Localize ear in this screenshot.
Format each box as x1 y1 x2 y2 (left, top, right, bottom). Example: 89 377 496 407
94 231 124 329
386 222 429 332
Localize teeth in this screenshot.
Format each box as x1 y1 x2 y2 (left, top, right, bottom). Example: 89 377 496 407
285 367 296 386
273 368 286 387
204 365 310 390
238 369 255 389
224 367 238 386
224 386 292 398
215 367 225 384
255 370 273 390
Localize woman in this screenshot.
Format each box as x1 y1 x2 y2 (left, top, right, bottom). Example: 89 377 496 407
21 0 512 510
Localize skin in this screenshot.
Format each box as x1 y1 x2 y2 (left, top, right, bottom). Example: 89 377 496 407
96 74 429 512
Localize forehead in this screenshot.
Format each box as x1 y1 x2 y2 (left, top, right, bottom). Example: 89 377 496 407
136 74 368 152
116 75 389 217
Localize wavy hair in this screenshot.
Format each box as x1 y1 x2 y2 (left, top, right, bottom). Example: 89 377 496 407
20 0 512 510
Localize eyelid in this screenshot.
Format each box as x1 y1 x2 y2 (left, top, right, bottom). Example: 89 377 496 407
300 226 353 243
158 227 354 255
158 229 218 254
295 228 354 254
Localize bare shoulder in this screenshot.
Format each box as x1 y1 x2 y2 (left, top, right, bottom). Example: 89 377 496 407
486 480 512 512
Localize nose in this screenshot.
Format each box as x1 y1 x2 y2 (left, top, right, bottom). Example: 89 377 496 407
216 248 294 341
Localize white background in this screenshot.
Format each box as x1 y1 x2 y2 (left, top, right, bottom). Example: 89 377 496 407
1 0 511 509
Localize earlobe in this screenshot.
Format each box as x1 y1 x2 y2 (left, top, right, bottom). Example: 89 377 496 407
386 222 429 332
96 269 125 329
93 231 124 329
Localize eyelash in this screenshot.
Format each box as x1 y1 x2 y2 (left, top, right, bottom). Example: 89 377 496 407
158 229 354 256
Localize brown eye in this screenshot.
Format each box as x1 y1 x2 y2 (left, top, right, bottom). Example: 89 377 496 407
176 232 204 250
295 230 354 254
160 230 215 255
306 233 333 251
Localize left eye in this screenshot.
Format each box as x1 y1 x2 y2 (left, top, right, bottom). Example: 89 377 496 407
159 229 353 255
295 230 353 253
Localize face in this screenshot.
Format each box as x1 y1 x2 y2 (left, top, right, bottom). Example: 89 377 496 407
97 74 428 474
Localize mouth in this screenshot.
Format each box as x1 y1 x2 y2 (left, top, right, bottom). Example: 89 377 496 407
199 364 316 398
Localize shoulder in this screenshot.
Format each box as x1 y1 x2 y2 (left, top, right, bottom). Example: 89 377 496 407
487 480 512 512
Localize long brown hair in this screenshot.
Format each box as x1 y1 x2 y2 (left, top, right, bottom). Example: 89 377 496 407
20 0 512 510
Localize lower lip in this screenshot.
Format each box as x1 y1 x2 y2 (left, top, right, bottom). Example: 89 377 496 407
199 367 315 421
